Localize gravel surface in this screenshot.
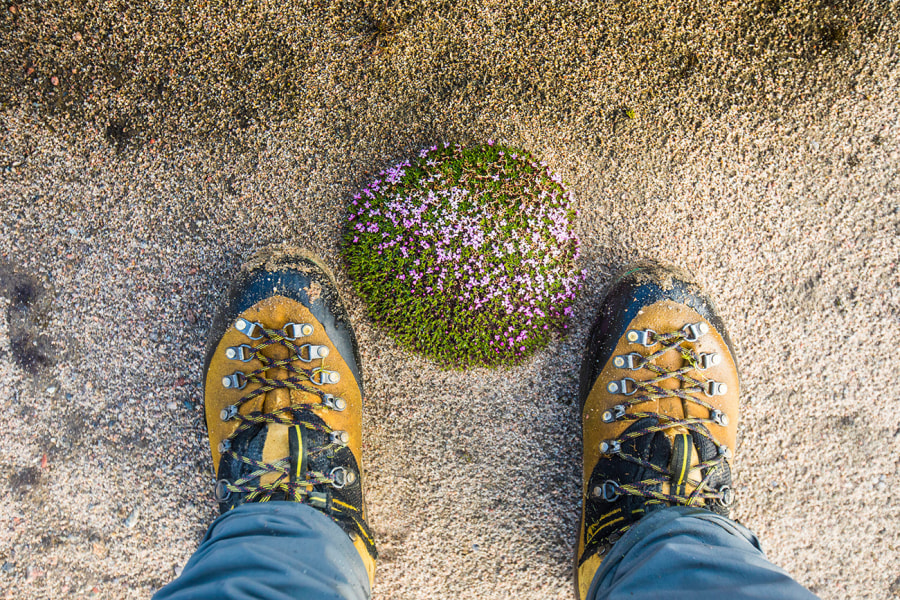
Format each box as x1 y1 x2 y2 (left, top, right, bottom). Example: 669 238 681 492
1 1 899 598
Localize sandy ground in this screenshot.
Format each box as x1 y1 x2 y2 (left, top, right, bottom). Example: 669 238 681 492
1 0 899 598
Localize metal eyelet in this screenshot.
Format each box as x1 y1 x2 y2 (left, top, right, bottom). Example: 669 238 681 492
329 466 357 489
323 394 347 411
296 344 330 362
710 409 729 427
592 480 621 502
626 329 656 346
612 353 643 370
682 321 710 342
220 404 239 421
217 440 232 453
222 372 247 390
717 485 735 507
214 480 232 502
704 381 728 397
602 404 627 423
600 440 622 454
330 430 349 445
699 352 722 369
311 369 340 386
225 344 254 362
234 318 264 340
606 378 637 395
283 322 313 340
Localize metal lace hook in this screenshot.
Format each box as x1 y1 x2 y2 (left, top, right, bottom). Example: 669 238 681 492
592 480 621 502
234 318 264 340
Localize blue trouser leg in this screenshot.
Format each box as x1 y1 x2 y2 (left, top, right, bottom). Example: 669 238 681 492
589 506 819 600
156 503 815 600
153 502 369 600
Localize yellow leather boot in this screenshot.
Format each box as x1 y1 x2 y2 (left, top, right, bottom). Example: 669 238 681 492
203 246 376 586
575 261 739 599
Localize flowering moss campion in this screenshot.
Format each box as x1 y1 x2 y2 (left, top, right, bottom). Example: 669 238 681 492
342 142 582 367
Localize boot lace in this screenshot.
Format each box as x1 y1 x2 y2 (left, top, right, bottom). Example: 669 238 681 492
594 322 734 511
214 320 362 521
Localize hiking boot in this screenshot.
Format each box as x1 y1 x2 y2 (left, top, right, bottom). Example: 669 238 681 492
575 261 739 599
203 246 376 584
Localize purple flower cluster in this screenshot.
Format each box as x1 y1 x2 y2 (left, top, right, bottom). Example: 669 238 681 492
343 143 583 367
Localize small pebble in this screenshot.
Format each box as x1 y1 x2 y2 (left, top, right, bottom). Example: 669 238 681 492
46 385 58 394
1 562 13 573
50 76 59 86
92 541 107 557
173 564 184 577
72 32 82 42
124 507 140 528
166 401 178 410
890 574 900 595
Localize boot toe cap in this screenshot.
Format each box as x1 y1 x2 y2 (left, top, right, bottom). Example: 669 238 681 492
579 260 735 408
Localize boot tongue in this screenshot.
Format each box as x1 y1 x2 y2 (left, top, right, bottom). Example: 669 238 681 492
228 421 292 491
260 423 292 488
226 421 302 499
668 431 695 498
255 370 303 490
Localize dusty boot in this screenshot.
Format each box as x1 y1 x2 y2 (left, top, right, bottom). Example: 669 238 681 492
203 246 376 585
575 261 739 599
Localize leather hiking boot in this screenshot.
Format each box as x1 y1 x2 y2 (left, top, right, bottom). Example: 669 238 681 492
575 261 739 599
203 246 376 584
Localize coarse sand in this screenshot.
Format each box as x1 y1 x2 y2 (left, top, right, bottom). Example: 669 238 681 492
1 1 899 598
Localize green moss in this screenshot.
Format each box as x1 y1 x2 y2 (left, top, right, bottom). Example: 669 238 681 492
342 142 582 368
